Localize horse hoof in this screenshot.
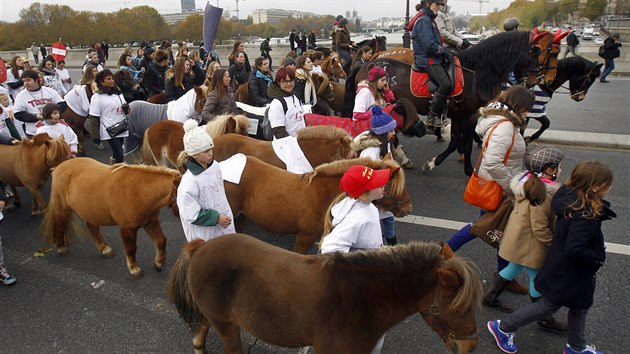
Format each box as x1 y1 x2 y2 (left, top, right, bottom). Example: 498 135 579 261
436 136 445 142
129 268 144 278
57 247 68 255
422 160 434 174
153 262 164 272
101 246 114 258
401 161 414 169
194 347 207 354
31 209 44 216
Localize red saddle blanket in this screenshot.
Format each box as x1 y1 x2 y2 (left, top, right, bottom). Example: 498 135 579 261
410 57 464 98
304 105 403 137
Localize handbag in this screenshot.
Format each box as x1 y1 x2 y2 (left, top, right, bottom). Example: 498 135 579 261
470 198 514 249
463 120 515 211
105 119 128 138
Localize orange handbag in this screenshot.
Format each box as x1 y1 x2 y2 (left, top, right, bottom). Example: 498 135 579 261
463 120 515 211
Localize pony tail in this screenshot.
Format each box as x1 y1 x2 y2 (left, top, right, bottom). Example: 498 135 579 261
523 173 546 206
176 151 190 174
167 239 206 332
320 193 347 244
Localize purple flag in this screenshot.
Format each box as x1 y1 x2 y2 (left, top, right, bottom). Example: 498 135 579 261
203 3 223 52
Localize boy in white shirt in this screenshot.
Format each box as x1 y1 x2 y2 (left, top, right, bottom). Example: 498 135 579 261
13 69 66 137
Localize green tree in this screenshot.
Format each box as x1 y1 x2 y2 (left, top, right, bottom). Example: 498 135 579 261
582 0 608 20
173 13 203 41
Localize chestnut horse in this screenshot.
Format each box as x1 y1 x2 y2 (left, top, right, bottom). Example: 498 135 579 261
212 125 354 169
141 115 250 167
321 56 346 81
225 156 411 253
41 158 181 277
0 134 71 214
167 235 482 354
344 31 558 176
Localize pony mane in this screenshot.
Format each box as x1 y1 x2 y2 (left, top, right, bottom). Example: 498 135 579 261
205 114 249 138
458 31 531 95
322 242 482 313
558 56 594 74
112 163 181 177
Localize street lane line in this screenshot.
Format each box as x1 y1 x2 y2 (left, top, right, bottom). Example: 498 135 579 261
397 214 630 256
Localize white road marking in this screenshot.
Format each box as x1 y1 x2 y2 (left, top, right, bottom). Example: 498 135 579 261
396 214 630 256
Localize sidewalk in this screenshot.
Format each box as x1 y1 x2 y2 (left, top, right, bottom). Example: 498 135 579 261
525 128 630 150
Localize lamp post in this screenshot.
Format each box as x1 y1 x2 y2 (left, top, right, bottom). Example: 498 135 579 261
403 0 411 48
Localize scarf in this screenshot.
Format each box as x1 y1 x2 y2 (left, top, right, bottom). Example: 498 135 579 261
98 85 121 96
296 68 317 105
256 70 273 86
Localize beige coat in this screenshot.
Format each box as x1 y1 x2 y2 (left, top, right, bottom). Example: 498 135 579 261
499 172 560 269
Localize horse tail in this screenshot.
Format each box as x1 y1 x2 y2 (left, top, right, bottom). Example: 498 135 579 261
141 128 159 166
167 239 206 332
342 66 363 117
41 196 88 247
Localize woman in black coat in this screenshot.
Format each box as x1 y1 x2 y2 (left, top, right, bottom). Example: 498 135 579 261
248 57 273 107
488 161 615 354
164 57 206 102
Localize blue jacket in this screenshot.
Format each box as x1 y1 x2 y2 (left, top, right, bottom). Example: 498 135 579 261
411 8 447 68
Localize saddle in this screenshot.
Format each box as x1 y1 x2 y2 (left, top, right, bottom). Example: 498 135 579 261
410 57 464 98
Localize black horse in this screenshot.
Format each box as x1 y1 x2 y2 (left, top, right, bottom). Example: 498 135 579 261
522 56 603 143
355 36 388 54
344 31 554 175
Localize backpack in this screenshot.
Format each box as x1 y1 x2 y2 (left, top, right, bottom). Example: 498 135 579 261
598 45 606 58
261 97 289 141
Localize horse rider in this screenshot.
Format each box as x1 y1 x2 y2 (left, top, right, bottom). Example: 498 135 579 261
412 0 454 132
335 17 356 75
435 0 472 51
503 17 520 32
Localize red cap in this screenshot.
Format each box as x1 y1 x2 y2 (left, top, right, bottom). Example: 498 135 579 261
340 165 391 198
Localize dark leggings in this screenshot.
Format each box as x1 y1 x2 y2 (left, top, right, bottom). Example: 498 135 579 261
108 137 124 163
426 64 451 96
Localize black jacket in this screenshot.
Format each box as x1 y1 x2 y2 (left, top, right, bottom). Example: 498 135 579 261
248 70 272 107
164 64 206 102
228 63 249 89
567 32 579 47
535 185 616 309
601 37 622 59
144 62 168 97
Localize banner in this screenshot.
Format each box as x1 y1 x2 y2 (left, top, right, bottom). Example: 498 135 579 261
203 3 223 52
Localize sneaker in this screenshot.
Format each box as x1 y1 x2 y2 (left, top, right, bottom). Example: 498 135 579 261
563 343 603 354
487 320 517 353
599 79 609 83
95 142 106 150
1 268 16 286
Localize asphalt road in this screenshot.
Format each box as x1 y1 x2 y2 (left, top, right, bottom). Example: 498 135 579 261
0 75 628 354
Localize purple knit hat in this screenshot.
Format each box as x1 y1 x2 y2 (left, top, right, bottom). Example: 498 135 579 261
370 106 397 135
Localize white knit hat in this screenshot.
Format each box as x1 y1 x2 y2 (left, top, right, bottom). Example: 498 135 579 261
183 119 213 156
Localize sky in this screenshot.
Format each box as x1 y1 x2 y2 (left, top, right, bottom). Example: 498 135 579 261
0 0 515 23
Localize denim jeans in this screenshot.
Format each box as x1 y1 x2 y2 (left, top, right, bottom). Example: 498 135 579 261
107 137 124 163
601 58 615 80
380 216 395 239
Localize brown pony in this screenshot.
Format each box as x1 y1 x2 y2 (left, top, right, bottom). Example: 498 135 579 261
213 125 354 169
371 47 413 63
0 134 71 214
225 156 411 253
61 84 95 156
167 235 482 354
141 114 250 167
41 158 181 277
321 56 346 81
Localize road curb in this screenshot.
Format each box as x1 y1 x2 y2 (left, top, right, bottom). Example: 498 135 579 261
526 129 630 150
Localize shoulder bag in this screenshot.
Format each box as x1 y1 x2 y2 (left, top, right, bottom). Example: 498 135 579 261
471 198 514 248
463 120 515 211
105 95 129 138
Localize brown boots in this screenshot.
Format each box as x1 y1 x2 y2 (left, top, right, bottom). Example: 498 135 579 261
482 273 513 313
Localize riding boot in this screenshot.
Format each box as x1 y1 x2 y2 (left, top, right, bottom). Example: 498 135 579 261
427 93 447 129
531 296 568 334
506 279 529 295
384 236 398 246
482 273 513 313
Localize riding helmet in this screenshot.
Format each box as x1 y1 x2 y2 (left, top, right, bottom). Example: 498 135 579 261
338 18 349 27
503 17 520 31
524 146 565 174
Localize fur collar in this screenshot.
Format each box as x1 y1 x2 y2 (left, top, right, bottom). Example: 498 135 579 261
479 105 525 128
354 132 382 152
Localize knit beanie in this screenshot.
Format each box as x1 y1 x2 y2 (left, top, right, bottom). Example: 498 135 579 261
370 106 397 135
183 119 213 156
368 66 387 82
340 165 391 198
283 57 296 67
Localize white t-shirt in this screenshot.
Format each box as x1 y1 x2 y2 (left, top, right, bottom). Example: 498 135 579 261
55 68 73 92
177 161 236 242
65 85 91 117
89 92 128 140
13 86 64 135
35 120 78 154
169 87 202 123
312 65 323 75
320 197 383 253
43 73 67 97
5 69 24 99
268 95 305 138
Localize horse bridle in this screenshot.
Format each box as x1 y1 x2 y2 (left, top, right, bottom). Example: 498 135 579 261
544 70 595 100
419 282 478 341
326 59 345 80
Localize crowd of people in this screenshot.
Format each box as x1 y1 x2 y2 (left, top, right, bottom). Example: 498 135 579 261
0 7 621 354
